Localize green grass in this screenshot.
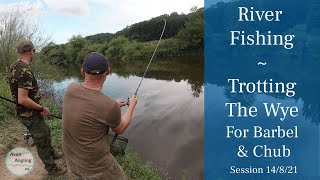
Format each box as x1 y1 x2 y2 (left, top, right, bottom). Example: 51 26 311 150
0 75 19 148
117 148 165 180
41 98 63 151
0 116 20 148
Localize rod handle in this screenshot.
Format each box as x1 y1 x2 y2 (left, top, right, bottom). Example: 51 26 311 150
126 97 130 106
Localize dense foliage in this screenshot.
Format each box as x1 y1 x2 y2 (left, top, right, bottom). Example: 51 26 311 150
39 7 204 67
116 12 188 42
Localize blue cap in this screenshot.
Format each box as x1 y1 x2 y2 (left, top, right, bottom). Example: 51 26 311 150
83 52 109 75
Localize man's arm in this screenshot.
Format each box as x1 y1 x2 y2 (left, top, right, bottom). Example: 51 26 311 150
112 96 137 135
18 88 50 116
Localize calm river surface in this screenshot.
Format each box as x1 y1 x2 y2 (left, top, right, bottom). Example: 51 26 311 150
51 57 204 179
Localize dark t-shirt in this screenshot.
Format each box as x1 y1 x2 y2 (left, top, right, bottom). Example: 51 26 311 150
8 60 41 117
62 82 121 175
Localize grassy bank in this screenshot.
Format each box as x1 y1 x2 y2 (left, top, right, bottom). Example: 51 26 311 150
0 74 164 179
0 76 20 150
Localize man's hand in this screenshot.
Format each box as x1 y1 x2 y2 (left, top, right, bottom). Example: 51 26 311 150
40 107 50 117
116 99 127 108
112 95 138 135
18 88 51 117
129 96 137 107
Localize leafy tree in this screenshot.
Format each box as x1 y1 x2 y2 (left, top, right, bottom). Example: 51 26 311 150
40 42 68 67
116 12 189 41
76 43 103 64
0 9 49 72
65 35 88 63
176 7 204 51
85 33 113 44
105 36 129 61
124 41 154 60
157 38 181 57
99 41 110 55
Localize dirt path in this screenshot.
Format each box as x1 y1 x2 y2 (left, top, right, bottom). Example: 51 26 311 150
0 123 67 180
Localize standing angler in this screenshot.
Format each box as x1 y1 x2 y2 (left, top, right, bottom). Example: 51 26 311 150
8 40 66 175
62 52 137 179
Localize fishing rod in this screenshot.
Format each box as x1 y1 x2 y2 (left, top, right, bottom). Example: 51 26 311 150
0 95 62 119
112 19 167 144
133 19 167 97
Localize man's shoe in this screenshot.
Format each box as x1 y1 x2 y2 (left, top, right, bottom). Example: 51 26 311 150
47 165 67 176
52 151 64 160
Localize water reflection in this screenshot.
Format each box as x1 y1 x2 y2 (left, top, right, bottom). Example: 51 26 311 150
64 57 204 98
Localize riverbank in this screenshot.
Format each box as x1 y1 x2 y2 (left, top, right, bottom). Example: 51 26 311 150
0 74 165 179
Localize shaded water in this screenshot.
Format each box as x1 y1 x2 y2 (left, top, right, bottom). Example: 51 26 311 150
51 57 204 179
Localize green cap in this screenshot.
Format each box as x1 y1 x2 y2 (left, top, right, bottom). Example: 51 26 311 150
16 40 34 53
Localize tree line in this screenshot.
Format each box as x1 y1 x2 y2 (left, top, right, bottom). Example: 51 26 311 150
39 7 204 68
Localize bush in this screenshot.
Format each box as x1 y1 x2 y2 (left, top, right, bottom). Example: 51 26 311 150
105 36 129 61
117 149 166 180
0 9 49 73
0 75 15 119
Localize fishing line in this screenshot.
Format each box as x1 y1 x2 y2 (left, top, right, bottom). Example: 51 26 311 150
112 19 167 144
133 19 167 97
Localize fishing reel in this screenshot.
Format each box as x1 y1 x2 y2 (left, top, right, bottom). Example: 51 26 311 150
23 130 33 146
126 97 130 106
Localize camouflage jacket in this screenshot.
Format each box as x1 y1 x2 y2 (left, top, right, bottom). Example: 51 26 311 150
8 60 41 117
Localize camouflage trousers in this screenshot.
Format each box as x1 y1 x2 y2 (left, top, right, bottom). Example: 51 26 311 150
18 114 56 171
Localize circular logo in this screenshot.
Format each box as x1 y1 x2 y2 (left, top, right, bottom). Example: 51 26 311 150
5 147 34 176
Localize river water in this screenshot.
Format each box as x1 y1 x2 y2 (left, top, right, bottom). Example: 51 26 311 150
50 57 204 179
